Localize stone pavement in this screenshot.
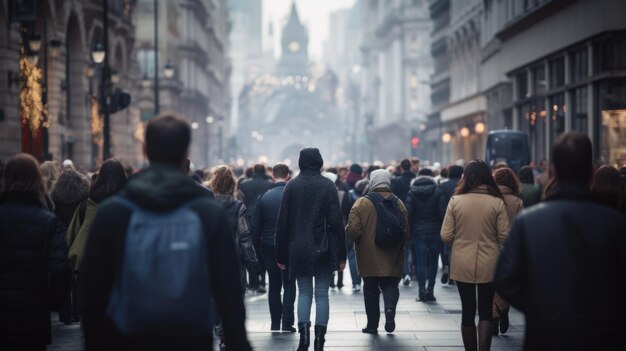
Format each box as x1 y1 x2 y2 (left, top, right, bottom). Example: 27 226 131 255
49 272 525 350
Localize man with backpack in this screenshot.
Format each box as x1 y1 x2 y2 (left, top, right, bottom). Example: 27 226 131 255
346 169 409 335
81 114 251 351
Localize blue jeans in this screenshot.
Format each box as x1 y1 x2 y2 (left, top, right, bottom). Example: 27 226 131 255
296 272 331 327
346 237 360 285
403 238 413 276
413 234 443 291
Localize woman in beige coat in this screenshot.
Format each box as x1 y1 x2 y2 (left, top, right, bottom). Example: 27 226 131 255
441 160 509 351
491 168 524 337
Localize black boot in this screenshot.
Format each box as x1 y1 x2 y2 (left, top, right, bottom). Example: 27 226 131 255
297 322 311 351
313 325 327 351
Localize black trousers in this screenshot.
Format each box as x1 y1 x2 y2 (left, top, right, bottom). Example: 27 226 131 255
362 277 401 328
456 281 495 327
261 245 296 326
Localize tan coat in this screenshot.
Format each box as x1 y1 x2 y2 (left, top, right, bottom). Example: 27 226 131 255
499 186 524 222
440 186 510 283
346 190 409 278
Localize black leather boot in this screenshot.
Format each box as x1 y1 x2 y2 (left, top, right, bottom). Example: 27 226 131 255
297 322 311 351
314 325 327 351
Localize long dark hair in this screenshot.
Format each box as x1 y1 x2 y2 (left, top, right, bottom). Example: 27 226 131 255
90 159 127 203
454 160 504 200
2 153 47 201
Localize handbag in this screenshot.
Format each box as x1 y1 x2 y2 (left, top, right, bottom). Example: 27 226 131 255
313 218 330 261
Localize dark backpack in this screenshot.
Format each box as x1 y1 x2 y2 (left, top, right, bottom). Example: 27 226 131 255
106 196 215 336
366 192 405 248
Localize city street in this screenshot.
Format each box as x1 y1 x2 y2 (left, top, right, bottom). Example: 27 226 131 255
49 271 525 350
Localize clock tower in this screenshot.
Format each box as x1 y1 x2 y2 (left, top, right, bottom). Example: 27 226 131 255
277 2 309 76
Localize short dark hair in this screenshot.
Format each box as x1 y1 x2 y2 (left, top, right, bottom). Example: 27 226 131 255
273 163 290 179
418 168 433 176
411 158 420 165
448 165 464 178
253 164 266 175
400 159 411 171
145 113 190 164
518 166 534 184
552 132 593 185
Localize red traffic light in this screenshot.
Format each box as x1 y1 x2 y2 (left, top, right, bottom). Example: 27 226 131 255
411 136 420 149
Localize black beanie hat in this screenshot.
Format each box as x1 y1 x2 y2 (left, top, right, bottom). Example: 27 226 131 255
298 147 324 171
349 163 363 174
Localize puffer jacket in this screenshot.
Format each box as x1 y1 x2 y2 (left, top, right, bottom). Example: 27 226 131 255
214 194 259 289
405 176 447 237
51 169 90 230
440 186 510 283
0 192 69 348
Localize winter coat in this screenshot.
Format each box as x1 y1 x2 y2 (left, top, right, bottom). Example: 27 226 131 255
275 170 347 280
0 192 69 348
80 164 251 351
214 194 259 290
405 176 447 237
238 174 272 212
520 182 541 208
440 186 510 283
51 170 90 230
66 198 99 271
499 186 524 222
390 171 415 206
346 189 409 278
494 183 626 350
253 182 286 247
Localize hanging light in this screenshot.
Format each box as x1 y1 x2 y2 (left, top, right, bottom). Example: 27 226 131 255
206 116 215 124
191 121 199 130
49 36 62 57
26 49 39 65
460 127 470 138
163 62 175 78
91 43 105 64
111 69 120 84
474 122 486 134
442 133 452 143
28 31 42 52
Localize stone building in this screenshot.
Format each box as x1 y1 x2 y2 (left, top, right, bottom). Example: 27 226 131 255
134 0 231 167
360 0 432 162
0 0 142 169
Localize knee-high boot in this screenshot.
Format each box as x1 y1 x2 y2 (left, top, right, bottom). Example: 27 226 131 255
314 325 326 351
297 322 311 351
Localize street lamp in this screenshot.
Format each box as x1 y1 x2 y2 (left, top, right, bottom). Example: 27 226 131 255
28 31 42 52
191 121 199 130
26 49 39 65
111 69 120 85
163 62 175 78
206 116 214 124
49 36 62 57
91 43 105 64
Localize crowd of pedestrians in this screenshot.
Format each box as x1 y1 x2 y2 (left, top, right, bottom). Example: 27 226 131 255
1 113 625 351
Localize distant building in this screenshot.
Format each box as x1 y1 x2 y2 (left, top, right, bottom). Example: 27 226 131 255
360 0 433 162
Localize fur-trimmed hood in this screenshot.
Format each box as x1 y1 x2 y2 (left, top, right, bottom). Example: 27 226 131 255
51 169 90 206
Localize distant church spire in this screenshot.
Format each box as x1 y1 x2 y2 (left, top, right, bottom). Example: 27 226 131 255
277 0 308 76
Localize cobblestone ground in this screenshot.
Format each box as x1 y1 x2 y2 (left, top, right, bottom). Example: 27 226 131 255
49 270 525 350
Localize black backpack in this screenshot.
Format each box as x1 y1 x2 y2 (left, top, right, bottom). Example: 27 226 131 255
365 192 405 248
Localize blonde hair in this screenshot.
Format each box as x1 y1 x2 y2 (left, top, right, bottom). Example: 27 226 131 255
39 161 59 193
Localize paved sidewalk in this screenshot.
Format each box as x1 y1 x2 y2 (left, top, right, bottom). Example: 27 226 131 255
49 271 525 350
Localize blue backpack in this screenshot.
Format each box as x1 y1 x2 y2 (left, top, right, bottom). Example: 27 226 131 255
106 196 215 336
365 192 405 248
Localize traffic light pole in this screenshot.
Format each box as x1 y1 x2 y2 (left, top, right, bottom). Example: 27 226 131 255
102 0 111 161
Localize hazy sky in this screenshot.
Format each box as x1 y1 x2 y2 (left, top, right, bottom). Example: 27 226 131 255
263 0 357 61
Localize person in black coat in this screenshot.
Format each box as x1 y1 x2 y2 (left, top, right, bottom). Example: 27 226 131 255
390 159 416 286
0 153 69 350
405 169 447 301
438 164 463 284
275 148 346 351
495 133 626 350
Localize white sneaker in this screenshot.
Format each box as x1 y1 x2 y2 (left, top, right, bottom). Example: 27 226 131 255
402 274 411 286
352 284 361 292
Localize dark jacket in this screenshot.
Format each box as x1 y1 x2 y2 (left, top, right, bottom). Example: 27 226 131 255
520 182 541 208
81 164 251 351
275 168 347 280
0 192 69 348
214 194 259 290
494 183 626 350
390 171 415 206
405 177 447 237
238 174 272 212
440 176 460 206
253 182 286 247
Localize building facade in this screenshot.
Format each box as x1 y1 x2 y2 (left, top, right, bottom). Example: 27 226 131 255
134 0 231 168
0 0 143 169
360 0 432 162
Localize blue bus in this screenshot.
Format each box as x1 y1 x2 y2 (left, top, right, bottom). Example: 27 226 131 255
485 130 530 173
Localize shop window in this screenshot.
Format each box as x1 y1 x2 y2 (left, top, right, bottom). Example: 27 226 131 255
572 87 587 134
532 66 546 95
517 72 529 100
549 57 565 88
571 48 588 83
549 93 566 144
520 98 547 162
598 80 626 166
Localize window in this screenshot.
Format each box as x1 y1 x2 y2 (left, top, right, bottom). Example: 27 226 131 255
532 66 546 95
549 57 565 88
572 87 588 133
517 72 529 100
520 99 547 162
549 93 565 144
137 50 155 78
595 35 626 73
571 49 588 83
598 79 626 165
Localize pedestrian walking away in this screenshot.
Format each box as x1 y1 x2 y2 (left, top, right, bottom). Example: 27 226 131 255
390 158 416 287
275 147 347 351
80 113 252 351
441 160 510 351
